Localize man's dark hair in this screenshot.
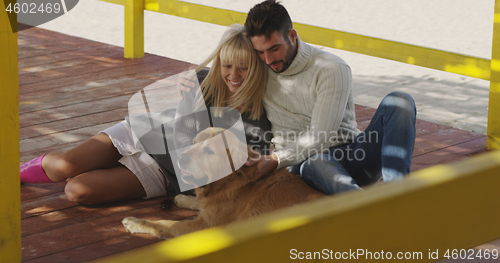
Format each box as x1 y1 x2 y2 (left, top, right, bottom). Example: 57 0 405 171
245 0 293 40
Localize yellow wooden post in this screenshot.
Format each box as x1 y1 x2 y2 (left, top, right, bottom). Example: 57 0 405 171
487 0 500 149
124 0 144 58
0 0 21 262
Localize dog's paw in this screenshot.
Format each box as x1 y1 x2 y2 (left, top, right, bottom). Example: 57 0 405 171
157 230 173 239
157 220 180 238
122 217 147 234
174 194 199 210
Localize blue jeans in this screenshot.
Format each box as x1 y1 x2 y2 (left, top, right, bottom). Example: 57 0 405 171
290 92 417 195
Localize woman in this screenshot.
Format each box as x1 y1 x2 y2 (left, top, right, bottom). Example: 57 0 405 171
20 24 271 205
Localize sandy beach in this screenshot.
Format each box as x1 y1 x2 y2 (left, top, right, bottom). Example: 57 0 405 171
35 0 495 134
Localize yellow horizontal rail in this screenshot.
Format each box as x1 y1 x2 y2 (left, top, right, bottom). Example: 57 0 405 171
295 23 491 81
101 0 491 80
95 150 500 263
144 0 247 26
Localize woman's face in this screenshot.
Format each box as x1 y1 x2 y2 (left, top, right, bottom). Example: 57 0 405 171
221 61 249 95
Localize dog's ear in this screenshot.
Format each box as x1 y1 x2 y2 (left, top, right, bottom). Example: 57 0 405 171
224 132 248 170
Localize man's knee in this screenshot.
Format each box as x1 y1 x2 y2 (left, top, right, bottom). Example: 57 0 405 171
384 91 414 105
382 91 416 116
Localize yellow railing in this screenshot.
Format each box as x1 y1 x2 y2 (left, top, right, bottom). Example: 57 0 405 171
0 0 21 262
112 0 493 80
89 0 500 262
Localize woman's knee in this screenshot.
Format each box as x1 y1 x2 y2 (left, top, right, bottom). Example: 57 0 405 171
64 178 95 204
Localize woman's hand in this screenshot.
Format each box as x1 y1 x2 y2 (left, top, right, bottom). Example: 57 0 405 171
245 153 279 179
176 71 197 100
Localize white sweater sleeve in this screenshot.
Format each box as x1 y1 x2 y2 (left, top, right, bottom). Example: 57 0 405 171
274 63 353 168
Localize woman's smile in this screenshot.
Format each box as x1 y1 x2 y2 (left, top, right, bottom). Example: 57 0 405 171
221 63 248 94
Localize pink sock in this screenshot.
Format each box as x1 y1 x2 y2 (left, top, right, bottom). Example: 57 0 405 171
20 154 54 183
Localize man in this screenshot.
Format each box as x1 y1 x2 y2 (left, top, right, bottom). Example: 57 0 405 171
244 0 416 194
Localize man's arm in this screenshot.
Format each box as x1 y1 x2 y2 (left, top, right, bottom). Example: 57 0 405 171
273 63 353 169
245 63 354 177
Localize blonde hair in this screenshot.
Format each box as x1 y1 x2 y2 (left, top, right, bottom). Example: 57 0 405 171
194 24 267 120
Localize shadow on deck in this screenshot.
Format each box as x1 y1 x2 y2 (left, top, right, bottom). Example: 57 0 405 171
19 25 490 262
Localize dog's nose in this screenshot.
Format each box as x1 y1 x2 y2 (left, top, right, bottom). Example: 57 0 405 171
178 153 190 165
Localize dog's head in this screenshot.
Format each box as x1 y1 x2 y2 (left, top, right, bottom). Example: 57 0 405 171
177 127 253 188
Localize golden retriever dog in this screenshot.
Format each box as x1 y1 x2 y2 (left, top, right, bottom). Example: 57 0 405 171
122 127 325 239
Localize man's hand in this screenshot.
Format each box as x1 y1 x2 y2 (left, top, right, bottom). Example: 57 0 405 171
176 71 197 100
245 153 279 179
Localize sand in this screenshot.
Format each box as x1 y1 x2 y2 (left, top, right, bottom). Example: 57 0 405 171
36 0 495 134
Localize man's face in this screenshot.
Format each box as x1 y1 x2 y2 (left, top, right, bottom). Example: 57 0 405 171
250 29 297 73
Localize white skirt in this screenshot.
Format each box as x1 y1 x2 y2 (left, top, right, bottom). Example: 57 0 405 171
101 120 167 199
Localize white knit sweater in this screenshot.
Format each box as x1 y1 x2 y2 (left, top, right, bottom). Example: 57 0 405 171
265 38 360 168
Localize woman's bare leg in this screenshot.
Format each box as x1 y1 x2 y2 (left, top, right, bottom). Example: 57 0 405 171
42 133 123 182
39 132 147 204
64 166 146 205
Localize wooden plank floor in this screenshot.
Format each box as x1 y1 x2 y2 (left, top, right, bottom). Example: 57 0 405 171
19 25 490 262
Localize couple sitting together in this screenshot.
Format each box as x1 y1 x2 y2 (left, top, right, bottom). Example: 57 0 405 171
20 0 416 205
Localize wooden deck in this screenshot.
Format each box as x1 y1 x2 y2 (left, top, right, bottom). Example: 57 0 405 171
19 25 490 262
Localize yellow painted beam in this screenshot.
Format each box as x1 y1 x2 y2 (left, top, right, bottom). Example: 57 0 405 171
294 23 491 81
100 0 491 80
94 150 500 263
487 0 500 150
0 0 21 262
124 0 144 58
144 0 247 27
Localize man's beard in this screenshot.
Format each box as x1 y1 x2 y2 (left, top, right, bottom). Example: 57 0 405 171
269 39 295 73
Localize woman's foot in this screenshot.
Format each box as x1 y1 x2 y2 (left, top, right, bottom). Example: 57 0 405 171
20 155 54 183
